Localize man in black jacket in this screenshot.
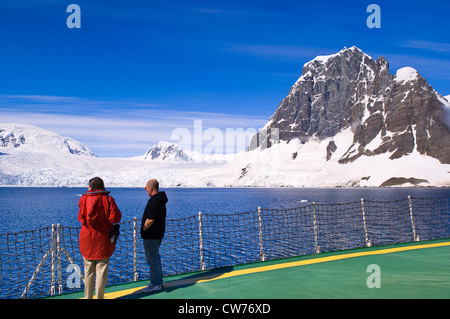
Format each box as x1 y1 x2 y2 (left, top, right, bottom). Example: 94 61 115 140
140 179 168 292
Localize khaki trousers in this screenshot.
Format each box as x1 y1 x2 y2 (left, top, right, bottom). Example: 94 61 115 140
83 257 110 299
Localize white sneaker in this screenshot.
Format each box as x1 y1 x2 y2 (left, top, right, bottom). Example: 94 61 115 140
141 283 162 293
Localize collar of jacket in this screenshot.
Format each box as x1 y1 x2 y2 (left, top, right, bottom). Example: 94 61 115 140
84 190 111 196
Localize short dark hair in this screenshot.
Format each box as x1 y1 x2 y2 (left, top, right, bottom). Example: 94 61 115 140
89 177 105 190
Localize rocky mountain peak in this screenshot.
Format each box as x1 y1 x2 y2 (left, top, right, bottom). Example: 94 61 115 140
250 47 450 165
143 141 192 163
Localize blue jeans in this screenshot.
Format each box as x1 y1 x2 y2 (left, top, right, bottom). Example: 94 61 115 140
143 239 163 285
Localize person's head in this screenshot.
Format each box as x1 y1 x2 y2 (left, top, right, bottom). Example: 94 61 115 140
144 179 159 197
88 177 105 191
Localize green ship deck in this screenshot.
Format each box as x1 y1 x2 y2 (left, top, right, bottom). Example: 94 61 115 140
46 239 450 299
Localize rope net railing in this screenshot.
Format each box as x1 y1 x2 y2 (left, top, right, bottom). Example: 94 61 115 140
0 195 448 299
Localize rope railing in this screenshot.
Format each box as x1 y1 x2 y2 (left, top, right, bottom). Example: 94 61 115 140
0 195 448 299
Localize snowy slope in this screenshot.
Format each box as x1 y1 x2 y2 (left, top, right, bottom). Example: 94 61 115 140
0 123 230 187
394 67 419 83
233 127 449 187
0 123 95 156
440 94 450 108
0 123 448 187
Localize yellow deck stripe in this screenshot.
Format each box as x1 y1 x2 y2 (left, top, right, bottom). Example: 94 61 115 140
103 241 450 299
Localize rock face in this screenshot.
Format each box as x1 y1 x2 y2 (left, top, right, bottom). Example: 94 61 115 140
250 47 450 165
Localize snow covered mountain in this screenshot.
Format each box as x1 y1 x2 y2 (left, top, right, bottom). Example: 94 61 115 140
143 141 192 162
0 123 221 187
252 47 449 163
0 47 449 187
245 46 450 187
0 123 95 156
0 124 98 186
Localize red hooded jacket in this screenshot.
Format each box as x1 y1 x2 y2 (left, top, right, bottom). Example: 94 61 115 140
78 190 122 260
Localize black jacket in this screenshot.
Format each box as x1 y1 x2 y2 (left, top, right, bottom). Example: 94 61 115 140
140 191 168 239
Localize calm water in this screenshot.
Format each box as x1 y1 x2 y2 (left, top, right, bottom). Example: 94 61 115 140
0 187 449 234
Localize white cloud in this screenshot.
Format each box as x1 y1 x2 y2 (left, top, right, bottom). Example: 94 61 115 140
403 40 450 53
194 8 222 14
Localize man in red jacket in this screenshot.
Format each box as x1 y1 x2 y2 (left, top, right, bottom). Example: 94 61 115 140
78 177 122 299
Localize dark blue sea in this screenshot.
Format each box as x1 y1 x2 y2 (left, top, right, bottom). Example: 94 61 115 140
0 187 449 234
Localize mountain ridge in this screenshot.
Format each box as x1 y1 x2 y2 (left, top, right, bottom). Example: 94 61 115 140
143 141 193 163
250 46 450 166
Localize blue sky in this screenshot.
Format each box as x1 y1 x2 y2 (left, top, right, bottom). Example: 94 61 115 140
0 0 449 157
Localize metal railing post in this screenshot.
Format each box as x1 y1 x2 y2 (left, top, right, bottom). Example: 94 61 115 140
50 224 56 296
313 203 320 254
56 224 63 294
408 196 419 241
361 198 372 247
133 217 138 281
257 207 266 261
198 211 206 271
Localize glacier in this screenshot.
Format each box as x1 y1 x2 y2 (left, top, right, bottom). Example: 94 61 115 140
0 123 448 188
